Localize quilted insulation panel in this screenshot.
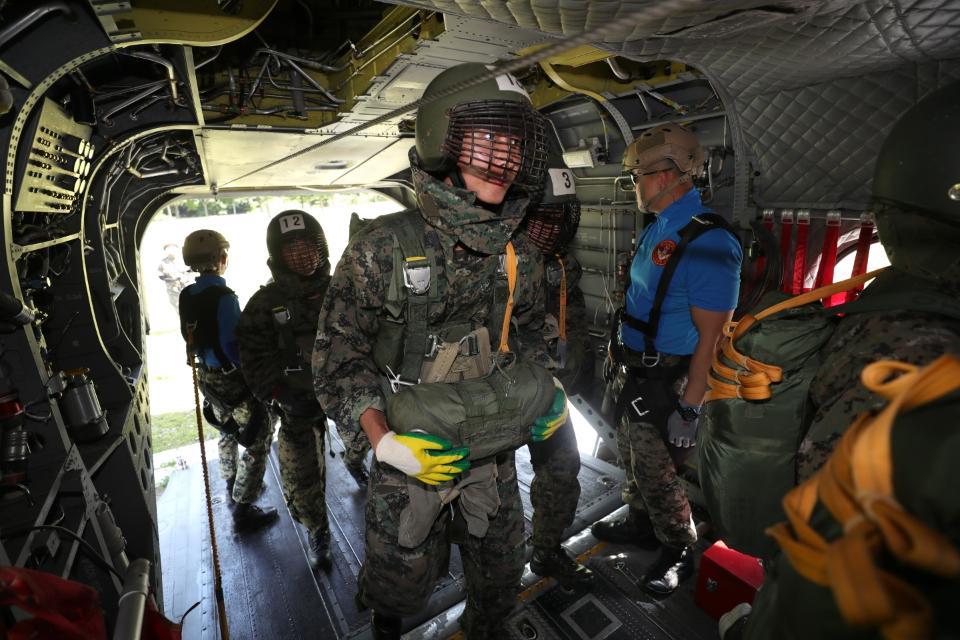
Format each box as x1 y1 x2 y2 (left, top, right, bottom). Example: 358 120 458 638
386 0 960 210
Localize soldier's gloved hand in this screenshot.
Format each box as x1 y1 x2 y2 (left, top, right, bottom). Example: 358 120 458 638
375 430 470 486
531 378 569 442
667 400 701 448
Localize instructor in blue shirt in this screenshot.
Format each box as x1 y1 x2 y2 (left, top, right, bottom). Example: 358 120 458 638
591 124 742 595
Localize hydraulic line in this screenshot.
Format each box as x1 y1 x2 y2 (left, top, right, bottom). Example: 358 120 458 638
221 0 709 188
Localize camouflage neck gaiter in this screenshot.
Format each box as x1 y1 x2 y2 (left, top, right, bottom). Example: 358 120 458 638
410 151 530 256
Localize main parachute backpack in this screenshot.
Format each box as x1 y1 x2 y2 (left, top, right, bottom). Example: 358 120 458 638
699 269 884 558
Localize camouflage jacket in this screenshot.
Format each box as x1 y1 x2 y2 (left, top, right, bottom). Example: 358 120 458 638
312 160 549 431
237 261 330 403
540 251 592 394
797 277 960 481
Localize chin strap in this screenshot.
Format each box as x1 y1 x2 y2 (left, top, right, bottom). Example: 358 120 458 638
641 174 691 212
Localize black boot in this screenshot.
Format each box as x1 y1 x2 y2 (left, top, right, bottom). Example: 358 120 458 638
232 502 278 531
225 478 236 507
530 545 595 588
370 611 402 640
591 509 658 548
345 460 368 489
308 529 332 571
642 545 694 595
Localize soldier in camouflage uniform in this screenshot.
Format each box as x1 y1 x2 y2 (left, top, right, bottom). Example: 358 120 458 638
178 229 277 531
313 63 566 640
236 210 337 570
794 81 960 483
524 140 594 588
591 124 743 595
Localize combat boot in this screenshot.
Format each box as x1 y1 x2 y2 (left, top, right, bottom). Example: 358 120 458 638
530 545 595 588
642 544 694 596
232 502 278 531
370 611 402 640
345 461 368 488
224 478 236 507
308 528 332 571
591 508 658 548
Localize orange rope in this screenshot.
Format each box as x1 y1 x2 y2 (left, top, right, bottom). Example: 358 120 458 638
498 242 517 353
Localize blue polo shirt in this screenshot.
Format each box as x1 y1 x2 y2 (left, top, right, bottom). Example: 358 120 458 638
622 189 742 355
182 274 242 367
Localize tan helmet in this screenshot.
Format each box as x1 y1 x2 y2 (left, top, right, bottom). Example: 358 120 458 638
182 229 229 270
623 123 705 178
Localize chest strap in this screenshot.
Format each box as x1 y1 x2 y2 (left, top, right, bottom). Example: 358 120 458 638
621 213 736 356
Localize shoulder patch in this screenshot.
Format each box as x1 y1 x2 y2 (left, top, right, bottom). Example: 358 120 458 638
652 239 676 267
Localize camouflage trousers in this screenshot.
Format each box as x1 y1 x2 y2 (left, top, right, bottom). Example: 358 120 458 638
200 368 274 505
610 356 697 548
358 453 525 639
276 408 328 536
528 417 581 549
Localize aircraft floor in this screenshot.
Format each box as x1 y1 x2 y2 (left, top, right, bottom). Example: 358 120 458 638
158 436 717 640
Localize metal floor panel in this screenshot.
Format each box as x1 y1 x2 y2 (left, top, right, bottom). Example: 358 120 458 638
158 438 626 640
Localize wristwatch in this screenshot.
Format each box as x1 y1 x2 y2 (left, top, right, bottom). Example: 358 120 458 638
676 400 701 422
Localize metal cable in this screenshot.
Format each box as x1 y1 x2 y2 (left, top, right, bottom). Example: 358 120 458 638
220 0 707 188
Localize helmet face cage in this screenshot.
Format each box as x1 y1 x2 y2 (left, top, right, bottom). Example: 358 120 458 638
525 200 581 254
442 101 547 189
281 237 322 276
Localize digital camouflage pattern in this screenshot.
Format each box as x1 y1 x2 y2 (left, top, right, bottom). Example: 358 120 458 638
797 309 960 482
237 261 331 534
358 454 525 639
199 367 274 504
312 158 549 432
313 153 548 632
609 354 697 548
527 250 589 549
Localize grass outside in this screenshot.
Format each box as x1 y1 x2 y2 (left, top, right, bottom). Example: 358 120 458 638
151 410 204 453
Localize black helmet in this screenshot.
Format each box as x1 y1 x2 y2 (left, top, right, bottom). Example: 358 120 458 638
415 63 548 189
524 130 581 254
873 81 960 283
266 210 329 275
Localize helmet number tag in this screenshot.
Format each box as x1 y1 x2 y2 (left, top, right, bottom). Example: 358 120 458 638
494 73 529 98
549 168 576 196
279 214 306 233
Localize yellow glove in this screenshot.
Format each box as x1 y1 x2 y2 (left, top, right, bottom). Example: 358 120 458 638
531 379 569 442
375 430 470 485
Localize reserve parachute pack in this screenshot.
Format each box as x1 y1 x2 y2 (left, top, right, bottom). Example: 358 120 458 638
350 210 556 460
743 356 960 639
699 267 960 558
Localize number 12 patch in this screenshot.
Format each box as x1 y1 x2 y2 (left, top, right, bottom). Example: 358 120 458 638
279 214 305 233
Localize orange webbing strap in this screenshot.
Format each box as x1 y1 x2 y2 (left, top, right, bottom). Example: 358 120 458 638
498 242 517 353
767 356 960 639
557 254 568 343
187 330 230 640
705 268 889 402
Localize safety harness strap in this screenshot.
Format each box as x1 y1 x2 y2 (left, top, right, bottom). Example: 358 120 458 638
497 242 517 353
621 213 737 355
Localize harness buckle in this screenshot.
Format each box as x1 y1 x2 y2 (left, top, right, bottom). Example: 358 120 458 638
424 334 440 358
630 395 650 419
272 306 291 325
403 258 431 295
641 352 661 368
283 365 304 375
459 333 479 356
385 365 417 394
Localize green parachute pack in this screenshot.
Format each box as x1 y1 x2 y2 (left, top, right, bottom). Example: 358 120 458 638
699 267 960 559
743 355 960 639
350 210 556 462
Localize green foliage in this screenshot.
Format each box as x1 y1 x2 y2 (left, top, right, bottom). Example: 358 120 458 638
151 410 213 452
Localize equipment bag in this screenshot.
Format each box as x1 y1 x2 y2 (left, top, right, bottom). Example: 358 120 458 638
743 356 960 639
701 267 960 559
386 359 556 462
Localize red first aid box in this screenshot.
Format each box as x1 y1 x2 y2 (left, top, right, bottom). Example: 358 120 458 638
694 540 765 620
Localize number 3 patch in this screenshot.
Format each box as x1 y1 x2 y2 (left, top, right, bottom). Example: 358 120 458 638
548 168 576 196
279 214 305 233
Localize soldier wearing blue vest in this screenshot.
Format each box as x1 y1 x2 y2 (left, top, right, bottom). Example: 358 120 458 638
591 124 742 595
179 229 278 531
